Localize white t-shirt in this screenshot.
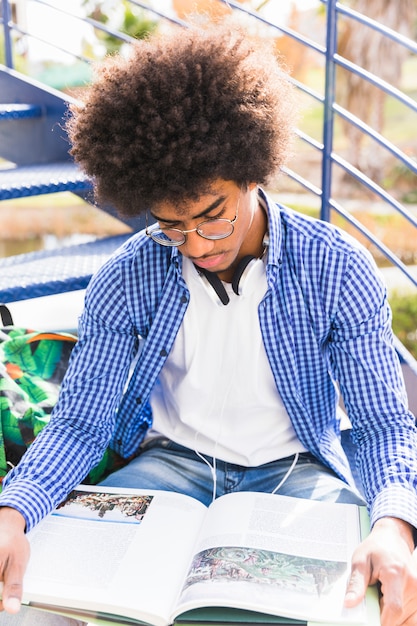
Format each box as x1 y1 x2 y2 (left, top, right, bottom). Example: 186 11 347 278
149 255 306 466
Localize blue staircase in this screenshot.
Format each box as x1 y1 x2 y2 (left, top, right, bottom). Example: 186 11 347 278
0 65 139 303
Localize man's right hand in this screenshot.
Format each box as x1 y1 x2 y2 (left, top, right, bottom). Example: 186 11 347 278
0 507 29 614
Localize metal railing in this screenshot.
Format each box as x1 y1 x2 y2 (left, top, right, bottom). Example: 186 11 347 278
1 0 416 371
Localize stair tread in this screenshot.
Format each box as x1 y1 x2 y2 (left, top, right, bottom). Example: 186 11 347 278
0 161 91 199
0 233 132 303
0 103 43 119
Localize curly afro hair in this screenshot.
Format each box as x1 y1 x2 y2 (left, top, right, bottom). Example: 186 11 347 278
66 21 297 216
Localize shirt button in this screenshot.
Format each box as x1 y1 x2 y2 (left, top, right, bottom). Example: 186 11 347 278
135 397 142 405
180 295 187 303
160 349 167 357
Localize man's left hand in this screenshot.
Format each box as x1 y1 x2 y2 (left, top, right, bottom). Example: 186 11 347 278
345 516 417 625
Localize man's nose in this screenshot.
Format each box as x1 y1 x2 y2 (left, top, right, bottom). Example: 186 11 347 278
180 231 216 259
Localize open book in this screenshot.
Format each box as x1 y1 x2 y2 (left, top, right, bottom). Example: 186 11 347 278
22 486 380 626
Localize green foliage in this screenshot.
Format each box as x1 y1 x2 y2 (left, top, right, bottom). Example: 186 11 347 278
82 0 158 56
383 153 417 204
285 203 320 218
389 292 417 358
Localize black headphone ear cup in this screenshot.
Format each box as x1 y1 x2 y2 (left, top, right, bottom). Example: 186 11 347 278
231 255 256 295
194 266 230 305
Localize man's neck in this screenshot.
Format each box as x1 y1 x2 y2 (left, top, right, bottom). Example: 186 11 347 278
217 199 268 283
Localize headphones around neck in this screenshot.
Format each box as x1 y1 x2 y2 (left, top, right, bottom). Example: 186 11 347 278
193 232 269 306
194 255 257 305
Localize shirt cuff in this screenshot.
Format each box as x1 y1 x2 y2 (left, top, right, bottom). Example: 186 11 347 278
0 479 55 532
370 484 417 535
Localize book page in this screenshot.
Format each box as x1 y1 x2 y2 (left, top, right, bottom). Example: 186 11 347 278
174 492 367 625
22 485 207 626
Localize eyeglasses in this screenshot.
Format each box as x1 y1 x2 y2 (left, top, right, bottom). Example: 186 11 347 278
145 196 240 247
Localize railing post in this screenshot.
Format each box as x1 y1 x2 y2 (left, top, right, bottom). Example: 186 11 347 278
321 0 338 222
1 0 14 68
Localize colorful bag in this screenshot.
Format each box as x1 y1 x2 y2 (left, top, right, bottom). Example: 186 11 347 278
0 326 124 488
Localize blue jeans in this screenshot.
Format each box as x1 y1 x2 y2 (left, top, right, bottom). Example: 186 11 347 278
100 437 365 506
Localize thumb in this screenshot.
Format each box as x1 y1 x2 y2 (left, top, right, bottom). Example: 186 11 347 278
344 563 369 608
1 574 25 614
0 508 30 614
0 543 30 614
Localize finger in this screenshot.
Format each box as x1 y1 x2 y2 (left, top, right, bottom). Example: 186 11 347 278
1 578 25 614
2 596 22 614
344 546 377 610
0 547 30 614
344 564 369 607
0 580 21 614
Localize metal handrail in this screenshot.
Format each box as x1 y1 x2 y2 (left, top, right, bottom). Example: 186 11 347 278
1 0 13 67
337 2 417 54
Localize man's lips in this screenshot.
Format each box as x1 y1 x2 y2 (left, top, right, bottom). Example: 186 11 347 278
193 253 226 271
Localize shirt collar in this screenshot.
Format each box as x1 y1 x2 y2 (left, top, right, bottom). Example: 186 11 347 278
257 187 283 269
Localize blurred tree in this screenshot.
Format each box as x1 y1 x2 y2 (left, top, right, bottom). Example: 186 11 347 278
171 0 267 23
271 3 314 83
337 0 416 182
172 0 314 82
82 0 159 56
172 0 233 20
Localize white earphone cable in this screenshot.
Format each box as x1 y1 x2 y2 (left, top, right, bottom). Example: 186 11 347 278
271 452 300 494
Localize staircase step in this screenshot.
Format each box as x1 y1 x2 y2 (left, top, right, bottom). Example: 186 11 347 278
0 103 43 120
0 233 132 303
0 161 91 200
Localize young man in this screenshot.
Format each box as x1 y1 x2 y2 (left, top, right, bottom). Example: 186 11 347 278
0 22 417 626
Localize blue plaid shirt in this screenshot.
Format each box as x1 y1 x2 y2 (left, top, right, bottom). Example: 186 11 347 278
2 189 417 532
